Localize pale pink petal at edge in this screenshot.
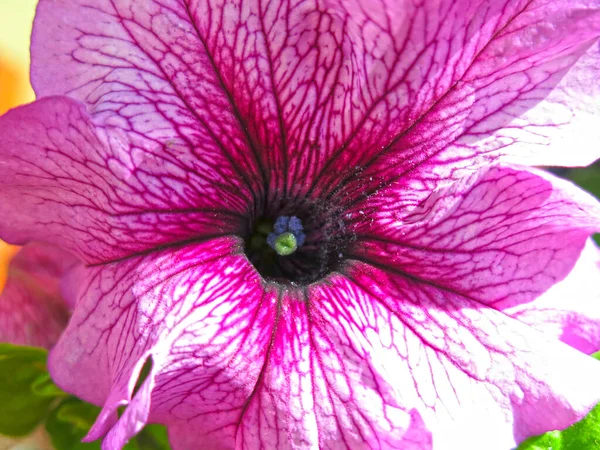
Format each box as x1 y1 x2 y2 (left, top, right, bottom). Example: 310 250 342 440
343 164 600 447
0 243 77 348
506 238 600 354
349 165 600 310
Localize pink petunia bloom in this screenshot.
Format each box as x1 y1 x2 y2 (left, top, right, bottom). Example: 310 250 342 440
1 0 600 449
0 244 77 349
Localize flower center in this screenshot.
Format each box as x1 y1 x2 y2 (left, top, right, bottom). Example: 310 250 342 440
244 205 349 285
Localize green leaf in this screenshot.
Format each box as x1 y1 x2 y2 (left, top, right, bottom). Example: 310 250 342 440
517 431 562 450
0 344 56 436
45 398 102 450
31 372 69 398
132 424 170 450
46 396 172 449
561 404 600 449
565 165 600 199
0 346 171 449
517 403 600 450
55 399 102 430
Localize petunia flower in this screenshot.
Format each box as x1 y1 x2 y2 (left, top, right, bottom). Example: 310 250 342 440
1 0 600 449
0 243 77 349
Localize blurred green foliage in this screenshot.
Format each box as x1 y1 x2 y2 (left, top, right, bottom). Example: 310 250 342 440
0 344 170 449
0 344 63 436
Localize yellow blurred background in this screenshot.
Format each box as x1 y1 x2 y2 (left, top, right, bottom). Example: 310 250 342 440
0 4 52 446
0 1 38 292
0 0 36 114
1 6 59 449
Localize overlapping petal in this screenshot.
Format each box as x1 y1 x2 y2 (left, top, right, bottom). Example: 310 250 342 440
32 0 331 208
505 238 600 354
31 0 600 208
0 243 76 348
336 164 600 446
31 0 267 204
165 283 430 450
49 237 261 447
349 165 600 309
0 97 247 263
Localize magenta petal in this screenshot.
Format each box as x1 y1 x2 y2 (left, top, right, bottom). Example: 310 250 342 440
337 264 600 448
0 97 248 263
167 287 431 450
31 1 600 203
225 288 429 450
85 352 155 448
31 0 265 200
324 2 600 205
349 165 600 308
31 0 336 204
0 243 76 348
103 369 155 450
48 233 600 449
49 237 277 448
506 238 600 354
21 1 600 448
49 237 431 449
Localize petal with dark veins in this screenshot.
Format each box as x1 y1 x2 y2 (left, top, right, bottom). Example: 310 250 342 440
19 1 600 448
505 238 600 354
335 264 600 449
31 0 600 207
327 1 600 208
348 165 600 309
0 243 76 348
48 235 600 449
0 97 248 263
49 239 431 449
223 288 429 450
32 0 350 206
49 237 270 448
31 0 267 202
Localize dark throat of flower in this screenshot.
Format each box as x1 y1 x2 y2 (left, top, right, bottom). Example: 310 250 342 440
244 200 350 286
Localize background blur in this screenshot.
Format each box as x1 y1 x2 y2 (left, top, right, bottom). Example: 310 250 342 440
0 0 37 293
0 1 50 448
0 0 36 115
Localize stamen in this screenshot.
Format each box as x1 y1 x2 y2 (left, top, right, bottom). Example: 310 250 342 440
273 232 297 256
267 215 306 256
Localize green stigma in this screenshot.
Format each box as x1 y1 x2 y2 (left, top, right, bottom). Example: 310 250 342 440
273 232 297 256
